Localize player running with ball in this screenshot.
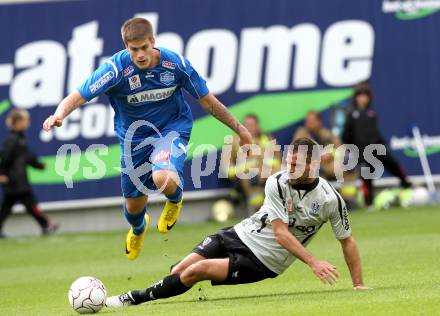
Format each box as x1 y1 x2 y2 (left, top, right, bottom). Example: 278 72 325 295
105 138 370 309
43 17 252 260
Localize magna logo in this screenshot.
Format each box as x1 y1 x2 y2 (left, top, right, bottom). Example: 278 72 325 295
89 71 114 93
127 86 177 103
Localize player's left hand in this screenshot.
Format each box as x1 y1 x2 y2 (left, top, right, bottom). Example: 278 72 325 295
310 259 339 285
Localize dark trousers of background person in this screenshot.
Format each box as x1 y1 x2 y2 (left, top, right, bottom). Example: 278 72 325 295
360 152 411 206
0 192 49 233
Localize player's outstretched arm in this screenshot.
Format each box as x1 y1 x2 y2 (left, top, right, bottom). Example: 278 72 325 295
43 91 86 131
272 219 339 285
198 93 253 145
339 235 370 290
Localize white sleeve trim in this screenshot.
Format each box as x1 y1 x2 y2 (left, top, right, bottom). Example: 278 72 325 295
178 54 186 67
176 62 201 99
105 59 118 78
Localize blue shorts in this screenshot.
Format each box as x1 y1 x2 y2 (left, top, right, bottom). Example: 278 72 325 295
120 134 188 198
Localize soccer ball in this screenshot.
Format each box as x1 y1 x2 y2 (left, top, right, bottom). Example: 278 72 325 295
212 199 234 222
68 276 107 314
409 187 430 206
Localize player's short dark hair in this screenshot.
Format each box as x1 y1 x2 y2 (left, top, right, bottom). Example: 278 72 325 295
121 18 154 44
289 137 320 163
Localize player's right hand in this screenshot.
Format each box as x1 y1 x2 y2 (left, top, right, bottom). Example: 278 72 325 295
0 175 9 184
309 259 339 285
43 114 63 131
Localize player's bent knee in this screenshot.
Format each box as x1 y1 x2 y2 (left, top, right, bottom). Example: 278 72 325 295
180 262 209 285
170 262 185 275
152 171 179 193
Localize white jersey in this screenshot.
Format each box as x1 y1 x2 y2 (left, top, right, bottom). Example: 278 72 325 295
234 171 351 274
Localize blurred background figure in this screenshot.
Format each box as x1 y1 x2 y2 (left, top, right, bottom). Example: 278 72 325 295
293 111 342 180
342 82 411 208
0 109 59 238
293 111 358 209
226 114 281 214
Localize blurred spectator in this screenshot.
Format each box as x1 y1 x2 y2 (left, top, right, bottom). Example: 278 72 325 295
342 82 411 207
293 111 342 180
292 111 359 209
227 114 281 214
0 109 59 238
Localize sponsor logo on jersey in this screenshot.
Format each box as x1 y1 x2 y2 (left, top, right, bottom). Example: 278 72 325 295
198 236 212 250
342 206 350 230
123 66 134 77
160 71 175 86
145 72 155 79
152 150 170 164
162 60 176 69
127 86 177 104
129 74 141 90
89 71 114 93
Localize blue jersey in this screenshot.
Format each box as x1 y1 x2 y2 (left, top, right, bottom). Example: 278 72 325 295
77 47 209 144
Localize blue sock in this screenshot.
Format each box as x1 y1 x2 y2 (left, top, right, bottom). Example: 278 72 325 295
124 204 147 236
166 186 183 203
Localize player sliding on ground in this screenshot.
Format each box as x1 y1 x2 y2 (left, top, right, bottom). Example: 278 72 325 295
105 138 369 308
42 17 252 260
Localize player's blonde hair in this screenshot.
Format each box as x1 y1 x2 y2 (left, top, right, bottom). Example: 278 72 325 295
6 108 29 130
121 18 154 44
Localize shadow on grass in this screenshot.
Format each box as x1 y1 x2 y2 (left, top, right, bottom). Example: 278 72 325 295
150 285 395 306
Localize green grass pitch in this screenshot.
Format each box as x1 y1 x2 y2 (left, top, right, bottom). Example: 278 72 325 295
0 206 439 315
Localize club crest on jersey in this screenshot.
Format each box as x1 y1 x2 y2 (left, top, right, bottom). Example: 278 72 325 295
311 201 320 214
129 74 141 90
160 71 175 86
162 60 176 69
123 66 134 77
